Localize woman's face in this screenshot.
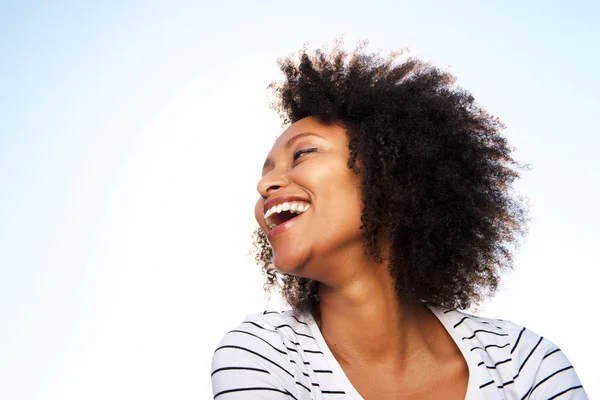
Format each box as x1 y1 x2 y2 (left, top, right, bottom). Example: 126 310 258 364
255 117 364 282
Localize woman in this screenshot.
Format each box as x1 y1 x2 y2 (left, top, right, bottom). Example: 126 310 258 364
211 42 587 399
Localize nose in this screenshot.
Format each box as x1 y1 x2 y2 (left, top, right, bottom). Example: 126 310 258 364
257 167 289 198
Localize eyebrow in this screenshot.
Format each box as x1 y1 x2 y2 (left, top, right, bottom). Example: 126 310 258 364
262 132 325 170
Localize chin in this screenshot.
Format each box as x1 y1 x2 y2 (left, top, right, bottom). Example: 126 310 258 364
271 250 310 277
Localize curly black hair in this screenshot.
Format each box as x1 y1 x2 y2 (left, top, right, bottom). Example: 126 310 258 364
253 40 528 319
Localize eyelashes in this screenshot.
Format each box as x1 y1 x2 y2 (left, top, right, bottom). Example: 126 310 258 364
260 147 319 176
292 147 318 161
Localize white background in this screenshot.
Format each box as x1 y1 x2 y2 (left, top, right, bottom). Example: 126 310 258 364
0 1 597 398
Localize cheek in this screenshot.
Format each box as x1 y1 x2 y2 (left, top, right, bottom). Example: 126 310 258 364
323 194 363 234
315 167 364 235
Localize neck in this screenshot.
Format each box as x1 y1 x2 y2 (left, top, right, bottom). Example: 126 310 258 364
316 262 436 367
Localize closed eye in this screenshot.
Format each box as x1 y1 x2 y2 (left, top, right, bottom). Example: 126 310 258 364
293 147 318 161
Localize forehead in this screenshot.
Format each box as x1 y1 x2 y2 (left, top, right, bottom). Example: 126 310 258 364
270 117 345 152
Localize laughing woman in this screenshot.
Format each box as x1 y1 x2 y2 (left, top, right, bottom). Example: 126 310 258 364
211 43 587 399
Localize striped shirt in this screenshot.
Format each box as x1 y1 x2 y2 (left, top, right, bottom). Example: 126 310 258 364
211 305 587 399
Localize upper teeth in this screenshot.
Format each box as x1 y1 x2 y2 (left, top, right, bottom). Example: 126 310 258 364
265 201 311 229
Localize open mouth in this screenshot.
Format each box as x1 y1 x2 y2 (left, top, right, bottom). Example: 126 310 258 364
264 201 311 231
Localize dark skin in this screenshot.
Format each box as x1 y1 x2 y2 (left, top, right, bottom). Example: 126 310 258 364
255 117 469 399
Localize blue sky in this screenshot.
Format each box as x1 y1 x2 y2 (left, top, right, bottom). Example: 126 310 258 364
0 1 598 398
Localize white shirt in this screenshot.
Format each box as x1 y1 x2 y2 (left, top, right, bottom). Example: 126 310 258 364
211 305 587 399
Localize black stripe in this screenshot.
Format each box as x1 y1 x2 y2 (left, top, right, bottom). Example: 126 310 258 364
229 329 323 355
498 380 514 388
262 311 311 331
242 320 280 333
303 348 325 354
478 379 514 390
229 330 286 354
290 360 312 365
479 380 494 389
547 385 583 400
314 369 334 373
295 381 311 393
242 320 277 333
275 324 316 340
522 366 574 399
452 315 503 330
211 366 268 377
543 348 561 360
214 345 294 378
470 343 510 351
461 329 509 340
444 308 501 323
291 314 309 326
517 336 544 375
478 320 504 330
511 327 526 354
242 321 302 345
477 358 512 369
453 316 469 328
214 387 297 399
321 390 346 394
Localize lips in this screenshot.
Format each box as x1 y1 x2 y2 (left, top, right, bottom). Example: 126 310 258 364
262 195 311 241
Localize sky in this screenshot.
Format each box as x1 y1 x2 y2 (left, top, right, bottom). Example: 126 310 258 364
0 1 598 398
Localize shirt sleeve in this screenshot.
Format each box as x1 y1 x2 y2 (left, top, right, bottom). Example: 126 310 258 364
521 340 587 400
211 332 299 400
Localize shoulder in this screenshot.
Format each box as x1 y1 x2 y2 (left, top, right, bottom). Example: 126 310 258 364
211 308 312 367
435 307 587 399
433 306 530 348
214 309 315 350
436 307 533 349
211 310 317 399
